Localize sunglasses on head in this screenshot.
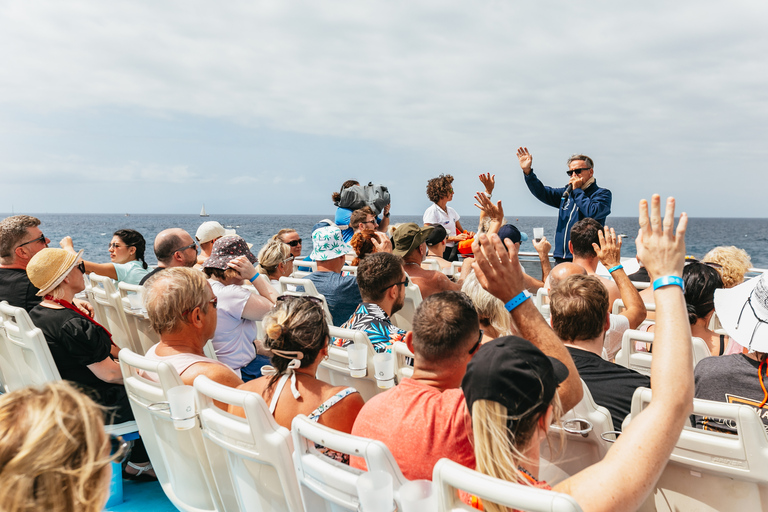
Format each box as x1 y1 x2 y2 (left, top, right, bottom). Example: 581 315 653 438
276 294 323 306
287 239 302 247
468 330 484 355
566 168 591 177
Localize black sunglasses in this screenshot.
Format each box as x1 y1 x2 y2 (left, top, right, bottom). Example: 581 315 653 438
110 434 130 464
77 261 86 274
468 329 484 355
380 275 410 293
174 241 198 253
286 239 302 247
17 234 46 248
566 168 591 177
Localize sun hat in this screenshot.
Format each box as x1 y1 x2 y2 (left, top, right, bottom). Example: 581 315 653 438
425 224 448 246
27 248 84 296
392 223 435 258
714 273 768 352
309 226 348 261
498 224 528 245
203 236 256 270
195 221 235 244
462 336 569 422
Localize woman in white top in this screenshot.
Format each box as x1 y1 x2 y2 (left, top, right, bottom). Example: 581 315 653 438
203 236 275 381
60 229 151 285
257 239 294 298
423 174 474 261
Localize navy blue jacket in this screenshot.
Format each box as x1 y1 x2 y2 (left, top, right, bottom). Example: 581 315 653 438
524 171 611 260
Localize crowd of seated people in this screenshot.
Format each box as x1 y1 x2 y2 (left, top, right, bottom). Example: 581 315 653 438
1 180 765 512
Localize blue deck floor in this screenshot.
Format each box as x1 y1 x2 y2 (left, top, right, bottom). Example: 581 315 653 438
105 479 177 512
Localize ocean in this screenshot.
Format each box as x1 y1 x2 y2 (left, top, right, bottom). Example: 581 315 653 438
9 213 768 269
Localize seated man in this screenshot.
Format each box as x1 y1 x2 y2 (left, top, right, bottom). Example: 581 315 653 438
0 215 51 311
550 273 650 431
694 272 768 434
140 228 199 285
393 223 471 298
142 267 242 406
337 252 407 352
305 225 361 326
570 218 621 307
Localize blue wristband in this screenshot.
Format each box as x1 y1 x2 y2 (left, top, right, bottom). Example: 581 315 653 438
504 290 532 312
652 275 684 292
608 264 623 273
249 272 260 283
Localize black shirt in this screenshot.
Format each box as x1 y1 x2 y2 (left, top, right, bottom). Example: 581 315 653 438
0 268 41 311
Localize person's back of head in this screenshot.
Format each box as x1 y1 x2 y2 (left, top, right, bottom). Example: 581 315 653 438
0 381 118 512
426 174 454 203
350 231 377 266
569 218 602 259
703 245 752 288
154 228 185 266
548 262 587 290
144 267 211 335
0 215 42 265
356 252 404 303
392 223 433 260
683 262 723 325
461 272 512 337
412 290 479 363
550 274 608 342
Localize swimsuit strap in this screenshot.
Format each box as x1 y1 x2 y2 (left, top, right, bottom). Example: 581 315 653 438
308 387 358 421
267 374 291 414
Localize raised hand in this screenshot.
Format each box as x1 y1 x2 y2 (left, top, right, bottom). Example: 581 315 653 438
516 147 533 174
593 226 621 269
227 255 258 281
473 192 504 223
533 235 551 257
371 232 392 253
636 195 687 279
478 173 496 196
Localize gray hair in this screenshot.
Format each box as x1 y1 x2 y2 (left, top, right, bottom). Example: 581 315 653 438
567 154 594 169
0 215 41 262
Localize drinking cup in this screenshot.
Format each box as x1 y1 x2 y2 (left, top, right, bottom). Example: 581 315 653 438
373 351 395 389
348 343 368 378
357 471 394 512
167 385 196 430
400 479 438 512
533 227 544 242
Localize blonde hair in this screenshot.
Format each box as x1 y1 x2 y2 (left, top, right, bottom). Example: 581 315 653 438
0 381 115 512
703 246 752 288
257 240 291 277
461 273 512 338
471 396 563 512
272 229 297 242
144 267 211 334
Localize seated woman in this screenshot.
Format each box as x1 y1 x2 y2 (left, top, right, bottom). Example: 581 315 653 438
203 236 275 381
703 245 752 288
257 239 294 297
26 248 153 479
423 174 474 261
424 224 452 270
232 296 365 458
273 228 303 260
0 381 127 512
465 195 692 512
60 228 150 285
461 272 519 343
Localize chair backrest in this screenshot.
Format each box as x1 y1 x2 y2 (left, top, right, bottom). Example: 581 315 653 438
628 388 768 511
393 341 414 380
432 458 583 512
277 277 334 325
390 280 423 331
422 258 442 271
0 301 61 390
193 375 304 512
539 380 614 485
118 348 223 512
611 299 656 315
535 288 550 321
291 260 317 278
291 414 408 512
87 273 142 353
614 329 711 377
341 265 357 276
318 326 382 402
118 282 161 355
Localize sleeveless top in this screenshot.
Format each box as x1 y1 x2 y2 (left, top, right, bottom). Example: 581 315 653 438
140 344 237 381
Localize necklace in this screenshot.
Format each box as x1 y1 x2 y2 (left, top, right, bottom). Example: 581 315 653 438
405 262 421 266
517 465 540 484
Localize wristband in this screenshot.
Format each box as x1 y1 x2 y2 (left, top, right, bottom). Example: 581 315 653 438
504 290 532 312
608 264 623 273
249 272 260 283
652 275 684 292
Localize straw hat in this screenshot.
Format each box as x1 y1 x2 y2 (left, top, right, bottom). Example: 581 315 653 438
27 248 83 296
714 272 768 352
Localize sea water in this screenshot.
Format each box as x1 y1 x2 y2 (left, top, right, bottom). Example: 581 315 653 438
8 213 768 269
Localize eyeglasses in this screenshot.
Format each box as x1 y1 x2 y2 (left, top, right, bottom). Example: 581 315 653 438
76 261 86 274
380 275 409 293
17 234 46 248
360 219 377 226
468 330 484 355
182 295 217 316
282 255 295 264
175 241 198 253
108 242 123 249
109 435 130 464
286 239 302 247
566 168 591 177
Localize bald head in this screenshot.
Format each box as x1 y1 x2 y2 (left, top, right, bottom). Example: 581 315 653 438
548 262 587 291
154 228 196 267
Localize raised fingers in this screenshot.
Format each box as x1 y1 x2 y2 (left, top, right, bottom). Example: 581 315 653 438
662 197 676 235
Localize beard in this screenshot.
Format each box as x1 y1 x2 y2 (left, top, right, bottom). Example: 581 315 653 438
391 291 405 315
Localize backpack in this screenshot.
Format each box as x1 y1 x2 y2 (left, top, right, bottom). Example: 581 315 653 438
334 183 391 216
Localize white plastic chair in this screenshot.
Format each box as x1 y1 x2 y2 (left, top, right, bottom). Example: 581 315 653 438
422 258 441 271
539 380 615 485
627 388 768 511
118 282 160 355
277 277 334 325
433 458 583 512
390 280 422 331
86 273 142 353
611 298 656 315
118 348 224 512
535 287 550 321
291 414 409 512
341 265 357 276
291 260 317 278
318 326 382 402
393 341 415 380
193 375 304 512
614 330 711 377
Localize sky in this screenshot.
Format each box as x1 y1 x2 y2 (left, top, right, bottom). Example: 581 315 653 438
1 1 767 218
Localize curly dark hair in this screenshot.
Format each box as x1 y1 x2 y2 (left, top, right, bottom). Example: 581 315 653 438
350 231 376 267
426 174 455 203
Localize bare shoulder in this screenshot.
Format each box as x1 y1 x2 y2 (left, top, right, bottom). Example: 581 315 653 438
182 361 244 388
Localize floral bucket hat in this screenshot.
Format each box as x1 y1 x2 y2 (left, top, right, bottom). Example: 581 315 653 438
310 226 348 261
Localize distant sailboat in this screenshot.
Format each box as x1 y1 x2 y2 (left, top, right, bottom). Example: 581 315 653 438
200 204 210 217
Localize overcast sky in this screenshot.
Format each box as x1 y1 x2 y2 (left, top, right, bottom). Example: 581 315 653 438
1 1 767 218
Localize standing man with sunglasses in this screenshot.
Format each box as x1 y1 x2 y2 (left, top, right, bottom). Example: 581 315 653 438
517 147 612 263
